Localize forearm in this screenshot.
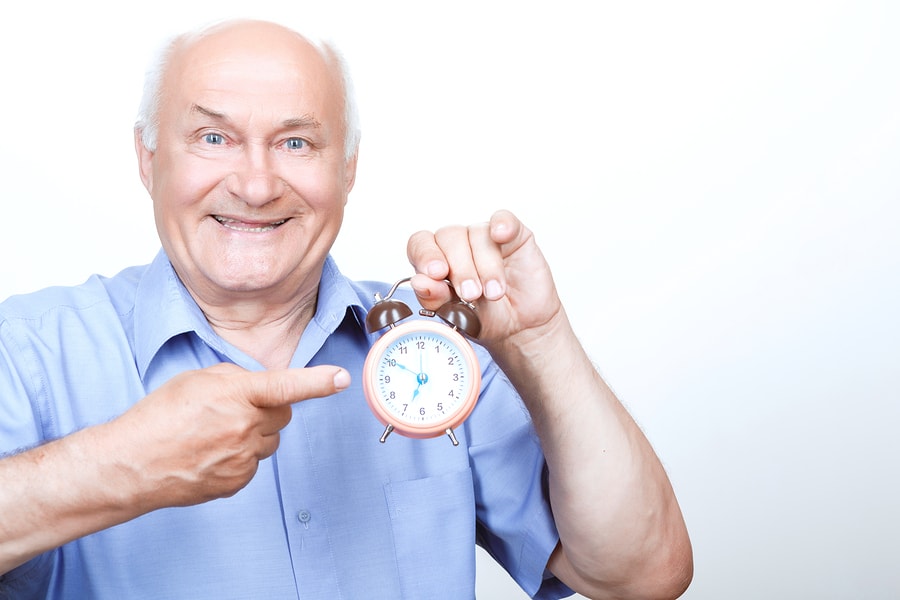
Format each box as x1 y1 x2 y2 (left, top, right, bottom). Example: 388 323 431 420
0 364 342 576
492 311 692 599
0 423 145 575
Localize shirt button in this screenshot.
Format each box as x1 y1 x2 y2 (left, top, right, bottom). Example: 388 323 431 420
297 510 312 524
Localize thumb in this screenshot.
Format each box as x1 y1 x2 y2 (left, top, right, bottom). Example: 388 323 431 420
245 365 351 409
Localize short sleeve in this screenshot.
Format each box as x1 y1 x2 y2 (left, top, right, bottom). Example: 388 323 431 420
0 320 56 597
0 319 46 457
465 363 576 599
0 550 54 598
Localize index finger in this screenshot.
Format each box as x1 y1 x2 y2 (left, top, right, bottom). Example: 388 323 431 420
245 366 351 409
407 229 456 308
407 229 450 280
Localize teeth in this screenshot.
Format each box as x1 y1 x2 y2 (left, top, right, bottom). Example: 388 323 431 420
214 216 286 232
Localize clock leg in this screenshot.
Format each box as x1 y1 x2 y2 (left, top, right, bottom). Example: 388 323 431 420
379 424 395 443
445 428 460 446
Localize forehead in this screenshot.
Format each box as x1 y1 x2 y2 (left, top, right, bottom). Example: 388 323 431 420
161 23 343 128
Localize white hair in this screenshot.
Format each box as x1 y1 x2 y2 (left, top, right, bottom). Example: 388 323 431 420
134 21 361 162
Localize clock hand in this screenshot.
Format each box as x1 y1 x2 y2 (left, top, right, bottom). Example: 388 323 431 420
395 349 426 380
410 372 428 403
393 361 418 376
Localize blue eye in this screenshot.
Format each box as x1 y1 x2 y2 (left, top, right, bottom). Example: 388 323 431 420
203 133 225 145
285 137 306 150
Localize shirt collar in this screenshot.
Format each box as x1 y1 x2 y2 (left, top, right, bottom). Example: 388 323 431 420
291 255 367 367
133 251 366 379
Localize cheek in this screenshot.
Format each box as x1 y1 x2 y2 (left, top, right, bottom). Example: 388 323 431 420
153 149 225 205
285 161 352 209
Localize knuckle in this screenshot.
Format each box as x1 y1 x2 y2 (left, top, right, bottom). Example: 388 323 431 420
433 224 464 244
406 230 435 253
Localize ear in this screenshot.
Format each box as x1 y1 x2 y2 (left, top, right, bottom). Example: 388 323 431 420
134 128 154 193
344 151 358 196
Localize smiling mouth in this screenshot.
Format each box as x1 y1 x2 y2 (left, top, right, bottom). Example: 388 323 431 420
213 215 288 233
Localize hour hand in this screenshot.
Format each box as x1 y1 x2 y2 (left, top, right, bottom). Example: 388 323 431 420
394 361 417 375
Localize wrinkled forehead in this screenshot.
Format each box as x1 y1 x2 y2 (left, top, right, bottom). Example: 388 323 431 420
161 22 343 123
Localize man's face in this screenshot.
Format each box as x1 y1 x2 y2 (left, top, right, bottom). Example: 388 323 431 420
137 23 356 303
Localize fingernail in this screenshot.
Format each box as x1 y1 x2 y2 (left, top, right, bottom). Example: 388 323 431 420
333 369 351 390
484 279 503 300
410 284 431 298
460 279 480 301
411 282 431 298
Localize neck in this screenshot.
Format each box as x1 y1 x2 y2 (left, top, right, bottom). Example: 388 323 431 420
198 288 319 370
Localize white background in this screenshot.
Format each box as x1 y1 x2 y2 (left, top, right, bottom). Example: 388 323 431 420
2 1 899 598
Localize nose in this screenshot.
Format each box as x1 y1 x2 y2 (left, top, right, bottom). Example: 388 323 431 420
225 143 285 207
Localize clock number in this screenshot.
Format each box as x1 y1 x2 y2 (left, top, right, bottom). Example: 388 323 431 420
447 357 455 366
419 407 426 416
383 375 391 384
437 402 443 412
399 345 408 355
416 341 425 350
387 358 397 367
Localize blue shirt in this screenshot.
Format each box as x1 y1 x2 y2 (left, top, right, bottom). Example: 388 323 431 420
0 251 573 599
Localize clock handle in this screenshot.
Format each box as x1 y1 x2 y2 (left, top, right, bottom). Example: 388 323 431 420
366 277 481 339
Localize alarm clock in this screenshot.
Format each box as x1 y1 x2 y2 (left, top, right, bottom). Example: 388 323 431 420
362 277 481 446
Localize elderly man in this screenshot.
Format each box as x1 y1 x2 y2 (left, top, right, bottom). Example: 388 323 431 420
0 19 691 599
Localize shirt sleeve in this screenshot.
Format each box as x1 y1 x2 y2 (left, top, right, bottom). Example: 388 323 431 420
465 360 576 599
0 552 54 598
0 318 46 456
0 318 58 594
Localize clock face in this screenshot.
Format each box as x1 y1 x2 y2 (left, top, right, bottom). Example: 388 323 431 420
363 320 480 439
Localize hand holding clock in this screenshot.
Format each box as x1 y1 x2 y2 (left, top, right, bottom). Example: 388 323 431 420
406 209 694 599
406 209 564 358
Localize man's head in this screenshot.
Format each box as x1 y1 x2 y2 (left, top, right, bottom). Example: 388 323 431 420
136 20 361 162
133 19 360 305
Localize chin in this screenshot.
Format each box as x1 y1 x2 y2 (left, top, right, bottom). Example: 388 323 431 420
210 265 290 294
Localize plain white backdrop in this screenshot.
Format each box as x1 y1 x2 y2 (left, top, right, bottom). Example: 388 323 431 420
2 1 899 598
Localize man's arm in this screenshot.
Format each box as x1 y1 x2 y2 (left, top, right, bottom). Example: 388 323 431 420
407 210 693 600
0 363 349 575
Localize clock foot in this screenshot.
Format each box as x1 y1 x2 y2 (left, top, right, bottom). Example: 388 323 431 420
379 424 394 443
445 428 459 446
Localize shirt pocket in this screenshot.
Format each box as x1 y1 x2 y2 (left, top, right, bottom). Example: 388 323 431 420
383 468 477 599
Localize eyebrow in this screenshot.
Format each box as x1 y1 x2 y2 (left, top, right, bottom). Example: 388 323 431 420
282 116 322 130
190 104 322 130
191 104 228 121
